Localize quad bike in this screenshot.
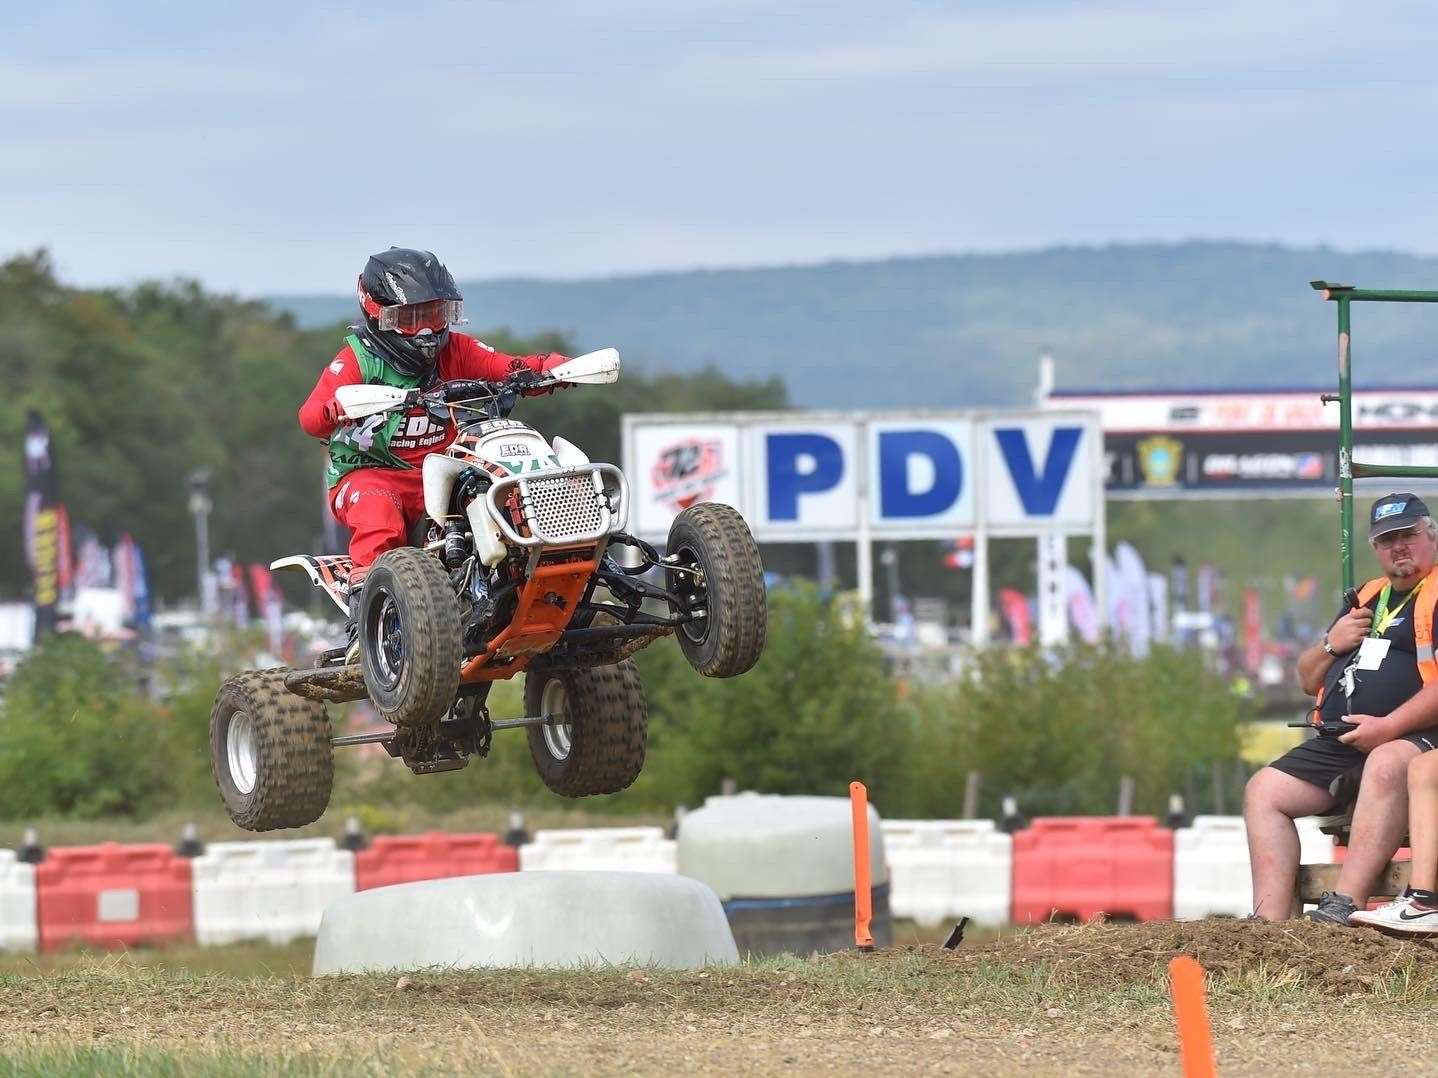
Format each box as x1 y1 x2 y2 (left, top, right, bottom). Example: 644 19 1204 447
210 349 767 831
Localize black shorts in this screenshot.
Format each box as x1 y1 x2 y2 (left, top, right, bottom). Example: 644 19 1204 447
1269 729 1438 798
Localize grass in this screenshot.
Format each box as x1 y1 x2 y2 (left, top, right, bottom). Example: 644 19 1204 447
2 927 1438 1075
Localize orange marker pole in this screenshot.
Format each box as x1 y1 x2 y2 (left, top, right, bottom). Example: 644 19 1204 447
1168 956 1217 1078
850 780 874 950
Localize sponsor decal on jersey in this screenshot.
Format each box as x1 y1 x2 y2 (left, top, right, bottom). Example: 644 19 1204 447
390 413 450 450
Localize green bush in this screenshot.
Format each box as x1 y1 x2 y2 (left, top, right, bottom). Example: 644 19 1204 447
0 635 180 819
901 642 1243 819
629 582 913 808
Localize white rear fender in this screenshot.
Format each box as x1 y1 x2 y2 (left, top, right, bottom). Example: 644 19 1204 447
422 454 508 568
422 454 470 524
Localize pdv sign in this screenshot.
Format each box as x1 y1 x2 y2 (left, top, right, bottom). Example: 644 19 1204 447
624 410 1100 541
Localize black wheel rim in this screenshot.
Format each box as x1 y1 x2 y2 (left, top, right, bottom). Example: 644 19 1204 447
671 542 712 646
365 586 406 691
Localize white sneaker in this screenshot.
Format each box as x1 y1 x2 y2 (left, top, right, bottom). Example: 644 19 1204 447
1350 890 1438 936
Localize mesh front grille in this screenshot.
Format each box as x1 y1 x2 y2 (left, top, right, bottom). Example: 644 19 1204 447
523 473 605 541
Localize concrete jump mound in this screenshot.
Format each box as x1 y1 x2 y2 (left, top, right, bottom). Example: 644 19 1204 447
312 870 738 975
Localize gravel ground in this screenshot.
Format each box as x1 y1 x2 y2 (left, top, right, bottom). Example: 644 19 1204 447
1 920 1435 1076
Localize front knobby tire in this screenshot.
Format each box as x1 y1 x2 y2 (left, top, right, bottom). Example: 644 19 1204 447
357 547 462 728
211 668 334 832
524 662 647 797
667 502 767 678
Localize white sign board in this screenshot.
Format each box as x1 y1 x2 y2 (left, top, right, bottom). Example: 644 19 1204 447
629 422 743 539
748 419 862 539
623 409 1101 541
981 417 1097 530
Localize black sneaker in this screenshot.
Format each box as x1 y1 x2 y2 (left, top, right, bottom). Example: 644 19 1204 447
1305 890 1358 926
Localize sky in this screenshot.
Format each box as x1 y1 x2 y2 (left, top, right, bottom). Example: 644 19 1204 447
6 1 1438 294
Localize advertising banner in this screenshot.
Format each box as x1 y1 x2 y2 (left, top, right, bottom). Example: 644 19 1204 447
1103 429 1438 497
745 418 862 539
629 422 744 539
1045 387 1438 500
21 411 63 637
1046 387 1438 433
624 409 1102 541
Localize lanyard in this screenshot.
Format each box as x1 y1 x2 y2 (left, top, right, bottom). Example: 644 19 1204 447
1372 579 1425 637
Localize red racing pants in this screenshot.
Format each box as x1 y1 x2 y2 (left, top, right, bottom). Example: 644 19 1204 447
329 467 427 573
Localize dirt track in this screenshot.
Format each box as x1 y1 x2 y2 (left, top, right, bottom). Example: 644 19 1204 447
1 920 1435 1075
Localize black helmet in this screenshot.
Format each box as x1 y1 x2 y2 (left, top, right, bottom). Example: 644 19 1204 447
356 247 464 379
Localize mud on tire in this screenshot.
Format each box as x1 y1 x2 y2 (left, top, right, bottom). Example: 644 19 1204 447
357 547 462 727
211 668 333 832
524 661 647 797
667 502 767 678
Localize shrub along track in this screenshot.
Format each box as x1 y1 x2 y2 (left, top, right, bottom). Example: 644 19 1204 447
0 920 1435 1076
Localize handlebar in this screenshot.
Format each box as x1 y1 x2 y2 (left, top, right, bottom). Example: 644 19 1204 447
417 369 562 422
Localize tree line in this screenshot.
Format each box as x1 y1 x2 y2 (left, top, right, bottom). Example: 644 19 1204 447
0 251 787 604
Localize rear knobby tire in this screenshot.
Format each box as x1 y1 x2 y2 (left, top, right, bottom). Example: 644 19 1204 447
524 661 647 797
358 547 462 727
211 668 334 832
667 502 767 678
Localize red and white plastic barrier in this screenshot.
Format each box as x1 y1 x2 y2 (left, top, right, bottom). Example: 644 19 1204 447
882 820 1012 927
0 851 36 953
355 832 518 891
518 827 676 874
192 839 356 945
36 844 193 952
0 816 1347 949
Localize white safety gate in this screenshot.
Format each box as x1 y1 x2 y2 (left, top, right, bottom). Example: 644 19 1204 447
1173 815 1335 920
192 839 356 945
0 851 36 952
519 828 677 874
882 820 1012 927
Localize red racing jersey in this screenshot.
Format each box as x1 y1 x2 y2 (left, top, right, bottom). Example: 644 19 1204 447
299 333 565 478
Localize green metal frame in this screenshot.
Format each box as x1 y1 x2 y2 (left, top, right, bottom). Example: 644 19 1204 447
1311 281 1438 591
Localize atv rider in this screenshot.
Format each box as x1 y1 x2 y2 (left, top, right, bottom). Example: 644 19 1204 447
299 248 566 597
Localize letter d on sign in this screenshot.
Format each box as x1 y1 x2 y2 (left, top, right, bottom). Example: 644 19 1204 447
878 430 962 518
766 432 844 521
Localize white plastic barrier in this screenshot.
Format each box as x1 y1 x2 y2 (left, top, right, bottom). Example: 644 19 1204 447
882 820 1012 927
1173 815 1335 920
519 828 676 874
192 839 356 945
677 793 886 900
0 851 36 952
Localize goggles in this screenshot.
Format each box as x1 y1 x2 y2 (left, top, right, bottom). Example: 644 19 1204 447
359 282 465 337
376 297 465 336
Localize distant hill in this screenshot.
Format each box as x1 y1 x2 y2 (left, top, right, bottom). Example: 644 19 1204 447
268 242 1438 408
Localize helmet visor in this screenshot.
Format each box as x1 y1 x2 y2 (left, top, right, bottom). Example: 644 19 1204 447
377 298 464 336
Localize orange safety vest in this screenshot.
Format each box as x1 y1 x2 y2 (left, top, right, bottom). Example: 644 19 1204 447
1310 567 1438 725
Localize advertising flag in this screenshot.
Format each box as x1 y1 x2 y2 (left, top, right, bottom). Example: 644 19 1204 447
21 411 62 636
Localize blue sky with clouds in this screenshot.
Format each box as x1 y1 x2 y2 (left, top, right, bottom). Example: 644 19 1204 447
5 1 1438 292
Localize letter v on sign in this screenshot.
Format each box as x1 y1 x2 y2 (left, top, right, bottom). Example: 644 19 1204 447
993 426 1082 515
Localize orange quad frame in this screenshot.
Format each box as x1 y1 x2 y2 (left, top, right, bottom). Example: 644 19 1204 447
458 555 599 683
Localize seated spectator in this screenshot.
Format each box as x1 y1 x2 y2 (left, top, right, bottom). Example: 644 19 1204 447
1245 494 1438 922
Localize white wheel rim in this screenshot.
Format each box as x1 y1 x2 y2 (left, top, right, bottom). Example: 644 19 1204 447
541 680 572 761
228 709 259 795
